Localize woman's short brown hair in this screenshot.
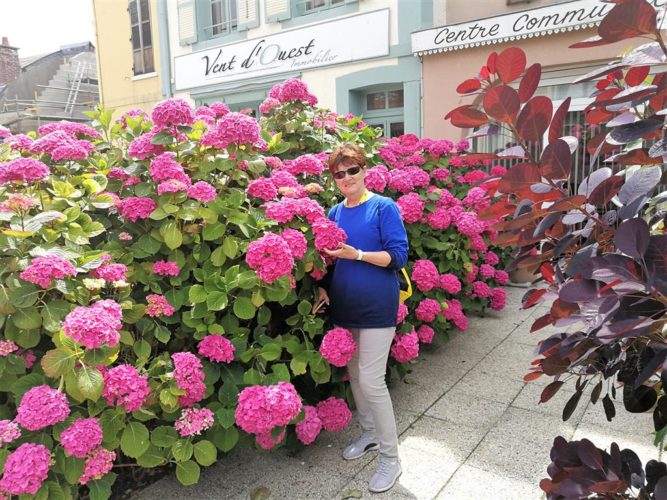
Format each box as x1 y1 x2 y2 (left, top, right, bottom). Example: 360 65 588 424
327 144 366 173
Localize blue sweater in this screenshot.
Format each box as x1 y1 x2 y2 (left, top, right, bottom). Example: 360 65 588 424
326 194 409 328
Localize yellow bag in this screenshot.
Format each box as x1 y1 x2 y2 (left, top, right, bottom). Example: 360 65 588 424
397 268 412 303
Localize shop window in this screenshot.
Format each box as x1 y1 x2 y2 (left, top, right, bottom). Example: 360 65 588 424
362 87 404 139
294 0 344 16
208 0 238 37
129 0 155 75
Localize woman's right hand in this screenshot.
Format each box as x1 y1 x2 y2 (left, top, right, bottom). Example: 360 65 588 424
313 287 330 314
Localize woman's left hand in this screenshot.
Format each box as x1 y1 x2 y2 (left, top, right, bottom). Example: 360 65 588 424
323 243 359 260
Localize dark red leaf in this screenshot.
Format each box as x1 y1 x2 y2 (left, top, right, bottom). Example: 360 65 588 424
540 381 565 403
598 0 658 42
497 162 541 194
486 52 498 74
548 195 587 212
519 63 541 103
445 105 489 128
613 147 664 165
589 481 628 494
559 279 600 302
609 118 663 144
495 47 527 84
516 96 553 142
548 98 571 143
531 313 554 332
562 390 583 421
573 62 627 83
456 78 482 95
483 85 520 124
625 66 650 86
578 439 605 471
615 218 650 258
550 299 578 320
588 175 624 205
541 139 572 180
459 153 498 162
540 263 554 284
478 200 516 221
479 65 490 79
523 371 543 382
586 107 614 125
591 85 656 110
522 288 547 309
570 35 615 49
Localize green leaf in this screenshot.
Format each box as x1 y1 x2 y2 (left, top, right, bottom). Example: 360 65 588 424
215 407 236 429
218 382 238 407
260 342 282 362
210 246 227 266
222 237 238 258
41 348 76 377
233 296 256 320
120 422 150 458
297 300 312 316
211 426 239 452
122 304 146 324
202 222 226 241
23 211 66 232
172 440 194 462
175 460 200 486
11 306 42 330
151 130 175 145
61 454 85 484
136 445 167 468
207 291 228 311
290 351 310 376
133 339 151 359
76 366 104 401
271 363 291 382
41 300 72 333
88 472 117 500
189 284 207 304
161 221 182 250
10 373 44 399
151 426 179 448
83 344 120 367
194 440 217 466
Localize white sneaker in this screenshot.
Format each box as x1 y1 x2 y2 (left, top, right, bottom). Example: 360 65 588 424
368 458 402 493
342 433 379 460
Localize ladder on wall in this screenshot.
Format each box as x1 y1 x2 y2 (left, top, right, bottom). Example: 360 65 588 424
64 60 87 116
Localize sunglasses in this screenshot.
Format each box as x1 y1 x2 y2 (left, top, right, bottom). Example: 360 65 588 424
333 166 363 180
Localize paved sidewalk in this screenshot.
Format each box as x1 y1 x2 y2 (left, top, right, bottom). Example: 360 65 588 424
139 287 657 499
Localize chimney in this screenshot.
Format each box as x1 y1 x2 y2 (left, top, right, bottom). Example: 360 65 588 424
0 37 20 85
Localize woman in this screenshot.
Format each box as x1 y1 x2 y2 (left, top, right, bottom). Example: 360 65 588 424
317 144 408 493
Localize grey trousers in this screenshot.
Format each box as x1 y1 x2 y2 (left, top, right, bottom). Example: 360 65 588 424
346 326 399 459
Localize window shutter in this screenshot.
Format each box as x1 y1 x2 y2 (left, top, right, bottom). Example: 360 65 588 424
177 0 198 45
265 0 290 22
237 0 260 30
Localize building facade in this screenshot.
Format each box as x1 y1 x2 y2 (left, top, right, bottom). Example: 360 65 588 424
92 0 165 116
413 0 658 141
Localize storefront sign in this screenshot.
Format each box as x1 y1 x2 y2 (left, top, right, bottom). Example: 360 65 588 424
174 9 389 90
412 0 666 56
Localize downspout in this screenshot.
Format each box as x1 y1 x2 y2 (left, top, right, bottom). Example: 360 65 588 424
90 0 105 106
157 0 172 98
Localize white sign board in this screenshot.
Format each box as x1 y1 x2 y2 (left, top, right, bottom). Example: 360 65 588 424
174 9 389 90
412 0 665 56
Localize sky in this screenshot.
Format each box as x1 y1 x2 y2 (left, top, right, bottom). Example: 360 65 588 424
0 0 95 58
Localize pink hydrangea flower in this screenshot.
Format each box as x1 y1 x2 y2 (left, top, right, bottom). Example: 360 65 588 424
119 232 133 241
235 382 302 435
209 101 231 118
312 218 347 251
118 197 157 222
396 193 424 224
91 263 127 282
151 98 194 128
259 97 281 114
280 228 308 259
0 420 20 446
439 274 462 294
0 125 10 139
201 112 260 149
390 331 420 363
15 385 70 431
411 260 440 292
146 294 176 317
415 298 441 323
128 132 165 160
0 443 51 495
285 154 325 176
426 207 452 230
149 152 188 182
417 325 435 344
319 327 356 367
61 418 103 458
472 281 492 298
316 397 351 432
79 447 116 485
152 260 180 277
102 364 150 412
19 256 76 289
263 156 284 170
174 408 215 437
490 164 507 176
396 303 409 324
494 270 509 285
4 133 34 151
0 193 38 212
188 181 217 203
276 79 318 105
454 212 483 237
247 177 278 201
246 233 295 284
172 352 206 407
295 405 322 445
38 120 100 138
62 299 122 349
255 429 286 450
484 251 500 265
363 166 389 193
490 288 507 311
158 179 190 195
479 264 495 280
198 335 235 363
0 340 18 357
17 349 36 369
30 130 94 161
431 167 451 180
442 299 468 331
0 158 50 185
119 108 147 128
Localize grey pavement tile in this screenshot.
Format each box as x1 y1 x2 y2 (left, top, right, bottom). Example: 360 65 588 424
572 423 661 468
578 400 654 439
511 381 587 422
426 387 508 431
392 367 468 414
436 464 543 500
452 368 526 405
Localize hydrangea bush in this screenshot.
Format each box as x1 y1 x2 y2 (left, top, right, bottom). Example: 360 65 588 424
0 78 507 497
